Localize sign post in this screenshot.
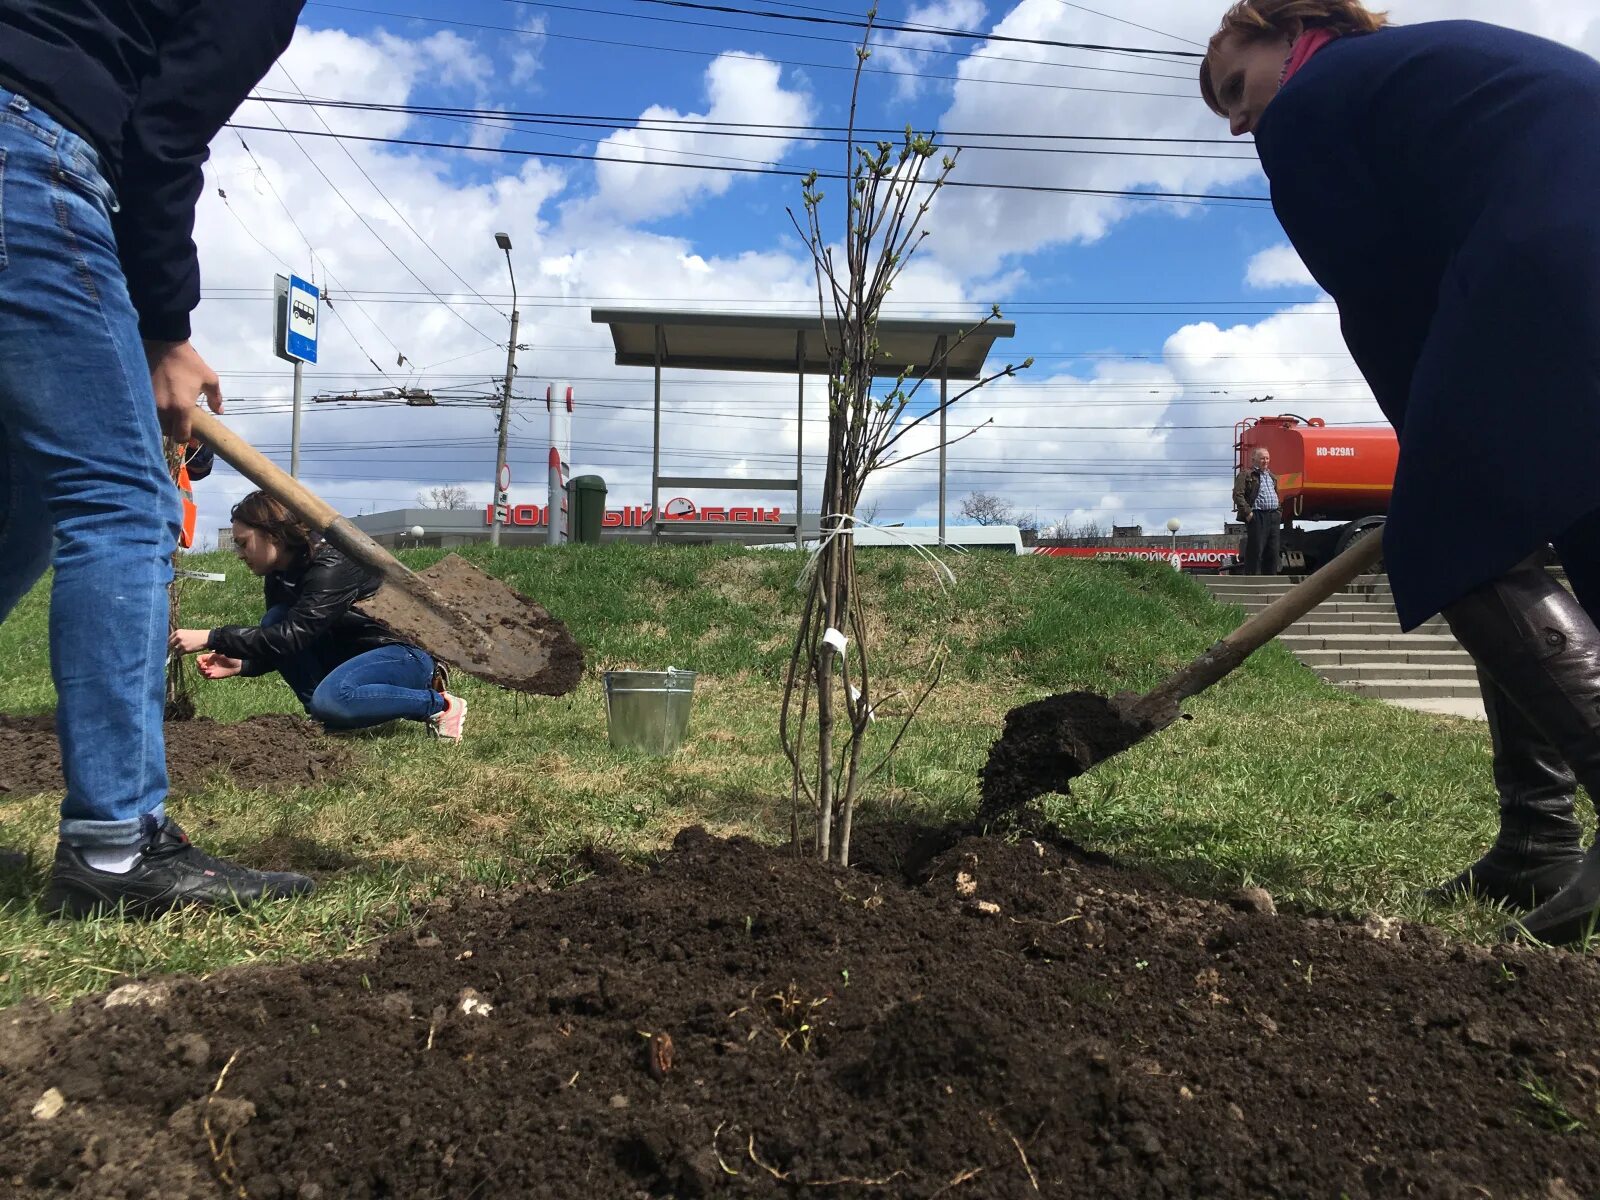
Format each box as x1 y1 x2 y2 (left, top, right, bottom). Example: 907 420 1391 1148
273 273 320 477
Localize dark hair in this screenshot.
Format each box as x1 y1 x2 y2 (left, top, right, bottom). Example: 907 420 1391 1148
230 491 315 561
1200 0 1390 115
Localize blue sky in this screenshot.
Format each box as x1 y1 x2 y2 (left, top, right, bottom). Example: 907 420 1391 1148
187 0 1596 540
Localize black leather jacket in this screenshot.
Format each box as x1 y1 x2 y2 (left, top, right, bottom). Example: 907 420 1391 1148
209 544 406 676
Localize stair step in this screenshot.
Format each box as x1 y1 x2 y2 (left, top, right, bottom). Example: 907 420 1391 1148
1295 649 1473 667
1281 633 1466 651
1317 664 1481 683
1287 621 1446 637
1338 679 1485 699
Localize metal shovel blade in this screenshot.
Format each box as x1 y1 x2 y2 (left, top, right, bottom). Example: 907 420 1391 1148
355 554 584 696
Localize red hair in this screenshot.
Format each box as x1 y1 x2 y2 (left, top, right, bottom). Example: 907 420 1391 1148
1200 0 1389 114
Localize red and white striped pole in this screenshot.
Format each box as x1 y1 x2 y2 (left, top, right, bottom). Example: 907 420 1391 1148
547 381 573 545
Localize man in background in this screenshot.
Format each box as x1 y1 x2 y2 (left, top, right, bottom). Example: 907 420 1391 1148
1233 446 1282 576
0 1 314 915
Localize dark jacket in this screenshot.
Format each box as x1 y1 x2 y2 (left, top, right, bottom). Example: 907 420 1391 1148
208 544 405 677
1232 468 1280 522
1254 21 1600 630
0 1 304 341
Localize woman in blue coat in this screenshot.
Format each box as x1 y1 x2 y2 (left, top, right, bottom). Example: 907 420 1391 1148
1202 1 1600 944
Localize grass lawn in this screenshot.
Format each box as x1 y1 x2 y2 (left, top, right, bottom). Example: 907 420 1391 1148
0 544 1537 1005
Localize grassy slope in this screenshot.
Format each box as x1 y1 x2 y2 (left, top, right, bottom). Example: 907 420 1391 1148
0 545 1521 1004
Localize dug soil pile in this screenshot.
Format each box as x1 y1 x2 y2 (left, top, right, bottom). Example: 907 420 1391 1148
0 714 349 798
5 825 1600 1198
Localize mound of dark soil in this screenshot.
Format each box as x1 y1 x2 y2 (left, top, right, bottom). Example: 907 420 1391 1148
0 714 350 799
3 826 1599 1199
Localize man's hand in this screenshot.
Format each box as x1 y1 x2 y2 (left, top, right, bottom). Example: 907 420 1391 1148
145 340 223 442
169 628 211 655
1245 512 1255 524
197 652 244 680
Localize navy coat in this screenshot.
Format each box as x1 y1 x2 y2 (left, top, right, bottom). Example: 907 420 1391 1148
1253 20 1600 630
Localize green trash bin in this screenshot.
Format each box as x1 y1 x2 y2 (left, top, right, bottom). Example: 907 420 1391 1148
570 475 607 544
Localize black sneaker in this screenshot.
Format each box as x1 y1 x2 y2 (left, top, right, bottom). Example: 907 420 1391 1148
44 816 314 919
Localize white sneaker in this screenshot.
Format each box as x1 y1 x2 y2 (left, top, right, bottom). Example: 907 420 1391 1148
431 693 467 743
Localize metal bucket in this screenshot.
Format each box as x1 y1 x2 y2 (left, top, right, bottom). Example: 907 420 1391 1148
603 668 697 756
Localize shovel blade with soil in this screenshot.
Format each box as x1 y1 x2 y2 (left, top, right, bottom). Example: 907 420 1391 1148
355 554 583 695
191 410 584 696
979 531 1386 822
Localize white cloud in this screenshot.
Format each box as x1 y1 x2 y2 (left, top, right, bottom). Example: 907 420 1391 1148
589 53 814 222
510 15 548 87
1245 244 1315 290
874 0 991 100
920 0 1600 276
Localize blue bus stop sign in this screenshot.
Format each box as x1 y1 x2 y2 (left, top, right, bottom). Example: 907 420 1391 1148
282 274 320 364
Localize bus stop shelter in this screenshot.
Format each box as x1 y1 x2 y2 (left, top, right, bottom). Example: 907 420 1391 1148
590 308 1016 546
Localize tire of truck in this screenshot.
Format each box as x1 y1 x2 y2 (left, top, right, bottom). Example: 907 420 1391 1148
1332 516 1386 571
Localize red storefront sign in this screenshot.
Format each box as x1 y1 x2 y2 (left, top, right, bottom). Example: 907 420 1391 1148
485 499 783 529
1033 546 1241 569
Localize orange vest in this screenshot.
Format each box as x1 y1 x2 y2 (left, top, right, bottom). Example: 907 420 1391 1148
174 459 198 550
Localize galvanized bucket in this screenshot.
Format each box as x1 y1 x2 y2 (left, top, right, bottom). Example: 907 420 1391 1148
603 668 697 756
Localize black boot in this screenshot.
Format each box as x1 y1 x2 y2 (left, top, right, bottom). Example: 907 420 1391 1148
1444 560 1600 946
1427 672 1584 910
45 814 314 919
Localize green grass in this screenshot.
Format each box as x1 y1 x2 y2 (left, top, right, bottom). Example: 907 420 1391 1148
0 544 1530 1005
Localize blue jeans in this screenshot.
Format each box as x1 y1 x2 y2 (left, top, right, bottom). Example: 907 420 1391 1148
0 90 178 849
262 606 443 729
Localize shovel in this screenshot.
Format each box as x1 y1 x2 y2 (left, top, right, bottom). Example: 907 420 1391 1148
978 529 1387 820
191 409 584 696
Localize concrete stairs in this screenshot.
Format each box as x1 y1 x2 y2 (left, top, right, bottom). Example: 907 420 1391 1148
1199 574 1485 719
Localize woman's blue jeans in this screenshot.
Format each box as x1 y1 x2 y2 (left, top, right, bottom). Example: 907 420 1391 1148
0 90 178 849
262 607 444 730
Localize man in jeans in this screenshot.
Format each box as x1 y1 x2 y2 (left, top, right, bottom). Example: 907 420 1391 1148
0 1 314 916
1232 447 1283 576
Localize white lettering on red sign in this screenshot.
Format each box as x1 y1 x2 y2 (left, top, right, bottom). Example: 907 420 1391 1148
1314 446 1357 458
482 500 783 529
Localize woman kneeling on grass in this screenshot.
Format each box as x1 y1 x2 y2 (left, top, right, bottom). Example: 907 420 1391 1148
169 491 468 741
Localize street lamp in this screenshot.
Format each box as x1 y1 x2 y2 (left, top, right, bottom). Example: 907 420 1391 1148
489 232 520 547
1166 517 1181 553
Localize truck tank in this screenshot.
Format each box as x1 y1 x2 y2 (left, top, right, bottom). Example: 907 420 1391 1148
1237 415 1396 523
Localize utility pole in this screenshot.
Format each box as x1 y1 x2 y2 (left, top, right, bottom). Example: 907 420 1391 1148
490 232 520 547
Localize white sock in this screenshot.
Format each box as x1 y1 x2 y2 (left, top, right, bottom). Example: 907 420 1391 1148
82 844 144 874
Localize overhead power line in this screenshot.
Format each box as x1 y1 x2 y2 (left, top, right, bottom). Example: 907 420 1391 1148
253 96 1258 163
252 103 506 349
254 99 1243 145
271 65 508 324
474 0 1199 79
307 4 1205 100
1045 0 1206 50
226 123 1272 207
499 0 1205 57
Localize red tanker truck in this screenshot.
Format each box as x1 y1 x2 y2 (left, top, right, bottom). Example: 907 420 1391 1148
1235 414 1397 572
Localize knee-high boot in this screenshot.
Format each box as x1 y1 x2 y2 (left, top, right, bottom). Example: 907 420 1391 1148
1426 671 1583 910
1444 560 1600 946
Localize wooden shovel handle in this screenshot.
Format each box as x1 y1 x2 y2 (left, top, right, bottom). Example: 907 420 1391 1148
190 408 415 585
1130 529 1386 723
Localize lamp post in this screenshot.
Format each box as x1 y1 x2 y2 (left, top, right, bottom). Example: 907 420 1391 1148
489 232 521 548
1166 517 1181 553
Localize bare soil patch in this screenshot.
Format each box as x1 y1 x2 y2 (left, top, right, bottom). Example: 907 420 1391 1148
0 714 350 798
3 823 1599 1197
